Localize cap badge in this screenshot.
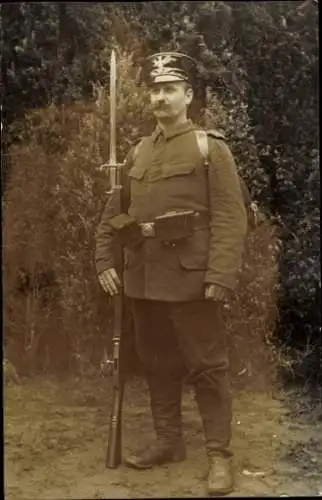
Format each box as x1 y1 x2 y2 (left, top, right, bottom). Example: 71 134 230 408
151 54 177 77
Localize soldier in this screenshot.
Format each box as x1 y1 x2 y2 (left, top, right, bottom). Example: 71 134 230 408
95 52 247 495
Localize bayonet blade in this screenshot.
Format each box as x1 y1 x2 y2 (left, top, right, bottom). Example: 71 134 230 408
109 49 117 166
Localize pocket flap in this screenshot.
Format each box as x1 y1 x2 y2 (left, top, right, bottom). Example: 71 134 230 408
179 253 208 270
162 164 195 178
129 164 147 180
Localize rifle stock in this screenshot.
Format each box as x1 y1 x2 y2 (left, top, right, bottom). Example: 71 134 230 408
106 294 124 468
106 381 124 468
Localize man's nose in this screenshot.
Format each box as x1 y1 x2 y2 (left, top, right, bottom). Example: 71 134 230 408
155 88 165 100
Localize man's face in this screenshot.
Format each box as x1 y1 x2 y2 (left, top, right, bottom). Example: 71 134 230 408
149 81 193 121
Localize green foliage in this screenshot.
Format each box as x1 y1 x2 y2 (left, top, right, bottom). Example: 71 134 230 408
227 222 281 387
3 1 320 384
4 103 107 373
228 3 319 373
2 2 111 128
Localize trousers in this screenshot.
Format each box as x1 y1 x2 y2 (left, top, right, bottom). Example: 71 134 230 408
130 298 232 458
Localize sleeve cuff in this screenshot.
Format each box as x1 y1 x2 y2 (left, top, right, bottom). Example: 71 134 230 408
211 285 228 301
205 283 230 301
95 260 114 275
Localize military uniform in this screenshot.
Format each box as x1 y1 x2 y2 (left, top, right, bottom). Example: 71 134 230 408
95 52 247 495
96 119 246 299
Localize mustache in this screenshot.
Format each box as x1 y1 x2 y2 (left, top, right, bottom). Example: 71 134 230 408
152 102 169 111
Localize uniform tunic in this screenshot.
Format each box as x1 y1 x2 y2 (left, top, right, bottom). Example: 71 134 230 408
95 119 247 302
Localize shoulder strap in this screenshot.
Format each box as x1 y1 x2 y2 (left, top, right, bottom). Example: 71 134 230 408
206 129 226 140
195 129 226 164
195 130 209 162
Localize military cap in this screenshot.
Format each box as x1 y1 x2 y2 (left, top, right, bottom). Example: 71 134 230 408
141 51 197 86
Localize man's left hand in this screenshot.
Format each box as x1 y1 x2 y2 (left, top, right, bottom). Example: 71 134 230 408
204 284 227 301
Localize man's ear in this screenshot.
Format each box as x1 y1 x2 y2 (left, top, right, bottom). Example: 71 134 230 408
185 86 194 105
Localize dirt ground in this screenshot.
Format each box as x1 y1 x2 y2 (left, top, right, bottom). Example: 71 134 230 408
4 374 322 499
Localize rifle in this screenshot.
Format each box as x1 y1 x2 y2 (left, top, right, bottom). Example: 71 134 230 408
103 49 125 469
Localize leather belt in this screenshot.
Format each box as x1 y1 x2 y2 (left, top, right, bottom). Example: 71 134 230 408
139 211 209 238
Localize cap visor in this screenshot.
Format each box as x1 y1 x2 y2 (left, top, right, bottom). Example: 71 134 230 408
151 75 186 83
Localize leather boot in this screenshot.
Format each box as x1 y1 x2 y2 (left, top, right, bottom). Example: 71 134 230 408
126 376 186 469
125 440 186 469
193 370 233 494
148 377 184 445
193 368 233 456
207 455 234 496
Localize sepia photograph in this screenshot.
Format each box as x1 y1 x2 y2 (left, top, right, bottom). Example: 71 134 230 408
2 1 320 498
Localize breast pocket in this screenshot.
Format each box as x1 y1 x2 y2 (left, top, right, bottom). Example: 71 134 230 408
161 163 198 200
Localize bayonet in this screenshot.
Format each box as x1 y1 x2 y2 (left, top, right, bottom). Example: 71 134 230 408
105 49 125 469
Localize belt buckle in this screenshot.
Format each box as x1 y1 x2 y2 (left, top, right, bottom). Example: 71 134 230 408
141 222 155 238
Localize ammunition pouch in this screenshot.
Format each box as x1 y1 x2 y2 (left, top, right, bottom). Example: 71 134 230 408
107 213 144 248
154 210 196 242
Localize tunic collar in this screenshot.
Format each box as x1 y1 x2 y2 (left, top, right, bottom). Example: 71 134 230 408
151 119 195 142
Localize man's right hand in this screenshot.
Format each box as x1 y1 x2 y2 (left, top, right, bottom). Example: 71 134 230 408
98 268 121 296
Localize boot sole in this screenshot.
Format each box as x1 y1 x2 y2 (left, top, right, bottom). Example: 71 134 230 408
207 485 234 497
125 452 186 470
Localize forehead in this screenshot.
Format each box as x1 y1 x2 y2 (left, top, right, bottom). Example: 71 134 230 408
148 81 187 92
